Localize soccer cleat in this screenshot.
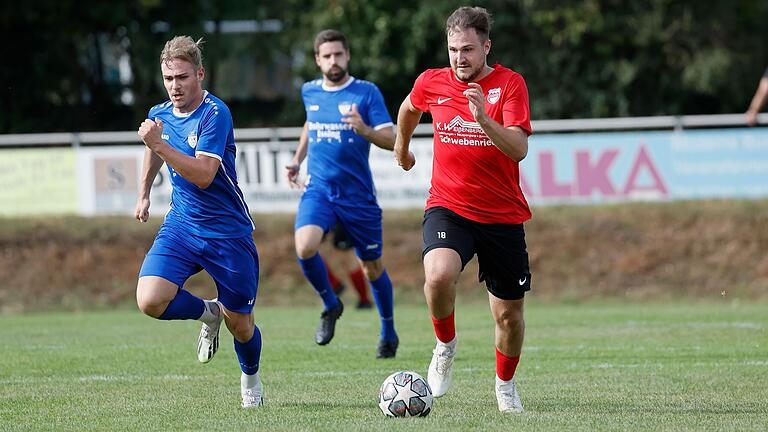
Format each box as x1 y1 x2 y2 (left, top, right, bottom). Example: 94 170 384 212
495 376 523 414
376 336 399 359
427 338 456 397
241 372 264 408
315 301 344 345
196 300 223 363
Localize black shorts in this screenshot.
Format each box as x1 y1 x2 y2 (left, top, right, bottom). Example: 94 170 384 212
422 206 531 300
331 224 354 250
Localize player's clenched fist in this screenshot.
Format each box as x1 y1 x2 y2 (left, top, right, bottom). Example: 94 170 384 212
138 118 164 150
134 197 150 223
463 82 487 122
394 144 416 171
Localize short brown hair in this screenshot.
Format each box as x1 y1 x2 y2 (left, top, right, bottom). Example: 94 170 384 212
313 29 348 54
160 36 204 70
446 6 493 41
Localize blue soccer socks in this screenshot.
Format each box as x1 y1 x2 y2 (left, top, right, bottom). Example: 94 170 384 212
235 325 262 375
158 289 205 320
370 270 397 342
299 253 340 310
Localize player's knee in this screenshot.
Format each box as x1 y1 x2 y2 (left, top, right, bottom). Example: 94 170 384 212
494 307 524 332
362 260 383 280
424 268 456 292
135 290 164 318
295 242 320 259
226 314 254 343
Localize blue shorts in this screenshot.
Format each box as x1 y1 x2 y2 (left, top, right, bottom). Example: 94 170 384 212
294 188 384 261
139 224 259 314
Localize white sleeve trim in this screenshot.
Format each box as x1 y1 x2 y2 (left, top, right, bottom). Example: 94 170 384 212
195 151 222 161
373 122 394 131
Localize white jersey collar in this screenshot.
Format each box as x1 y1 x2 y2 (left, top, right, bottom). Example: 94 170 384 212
322 77 355 92
172 90 209 118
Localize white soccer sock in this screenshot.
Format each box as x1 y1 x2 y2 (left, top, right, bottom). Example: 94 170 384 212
496 375 515 388
437 336 457 351
241 371 260 389
199 300 220 324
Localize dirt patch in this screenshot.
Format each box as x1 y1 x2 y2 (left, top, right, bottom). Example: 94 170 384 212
1 200 767 313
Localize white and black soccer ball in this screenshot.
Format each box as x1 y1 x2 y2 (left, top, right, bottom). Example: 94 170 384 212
378 370 433 417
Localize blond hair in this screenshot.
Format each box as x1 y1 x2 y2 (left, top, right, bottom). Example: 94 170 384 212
160 36 204 70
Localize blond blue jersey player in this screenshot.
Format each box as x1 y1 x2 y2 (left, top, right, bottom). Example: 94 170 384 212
135 36 263 408
285 29 399 358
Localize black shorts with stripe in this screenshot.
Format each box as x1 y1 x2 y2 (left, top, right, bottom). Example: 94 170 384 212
422 206 531 300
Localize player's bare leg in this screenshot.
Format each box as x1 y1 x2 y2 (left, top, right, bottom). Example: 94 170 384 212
489 295 525 413
136 276 178 318
294 225 324 260
423 248 461 397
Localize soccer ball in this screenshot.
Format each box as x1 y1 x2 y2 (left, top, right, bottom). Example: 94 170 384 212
378 371 433 417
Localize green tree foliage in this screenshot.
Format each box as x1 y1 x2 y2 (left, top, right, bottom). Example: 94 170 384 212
1 1 766 133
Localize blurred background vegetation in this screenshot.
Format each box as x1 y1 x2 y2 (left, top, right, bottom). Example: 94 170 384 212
1 0 767 133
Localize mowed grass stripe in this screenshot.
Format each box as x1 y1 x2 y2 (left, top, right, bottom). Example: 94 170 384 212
0 302 766 431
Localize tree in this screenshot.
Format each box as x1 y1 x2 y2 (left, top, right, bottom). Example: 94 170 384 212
1 0 767 133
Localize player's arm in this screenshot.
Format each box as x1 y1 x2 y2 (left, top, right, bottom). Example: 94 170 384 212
394 95 421 171
138 118 221 189
135 146 164 222
746 75 768 126
464 83 528 162
362 124 395 151
342 104 395 151
285 122 308 188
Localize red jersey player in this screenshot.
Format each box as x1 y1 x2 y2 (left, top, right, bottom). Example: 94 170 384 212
394 6 532 414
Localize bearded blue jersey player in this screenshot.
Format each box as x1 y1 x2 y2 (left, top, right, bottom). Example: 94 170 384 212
135 36 263 408
285 29 399 358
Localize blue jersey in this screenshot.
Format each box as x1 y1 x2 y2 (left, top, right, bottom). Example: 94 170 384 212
302 77 393 202
148 92 254 238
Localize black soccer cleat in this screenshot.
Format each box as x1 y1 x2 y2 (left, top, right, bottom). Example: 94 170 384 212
315 301 344 345
376 336 399 359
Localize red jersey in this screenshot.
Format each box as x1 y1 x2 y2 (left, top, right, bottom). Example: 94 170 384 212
409 64 533 224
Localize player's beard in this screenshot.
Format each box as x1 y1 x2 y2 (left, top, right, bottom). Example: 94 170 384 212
325 66 347 83
454 63 483 82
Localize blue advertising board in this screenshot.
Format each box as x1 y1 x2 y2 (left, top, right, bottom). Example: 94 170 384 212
523 128 768 205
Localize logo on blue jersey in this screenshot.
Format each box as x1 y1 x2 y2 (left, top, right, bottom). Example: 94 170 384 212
338 102 353 115
187 131 198 148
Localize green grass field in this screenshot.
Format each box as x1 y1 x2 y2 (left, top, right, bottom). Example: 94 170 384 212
1 302 766 431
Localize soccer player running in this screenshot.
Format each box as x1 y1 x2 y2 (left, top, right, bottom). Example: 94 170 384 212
134 36 264 408
394 7 533 413
285 29 399 358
